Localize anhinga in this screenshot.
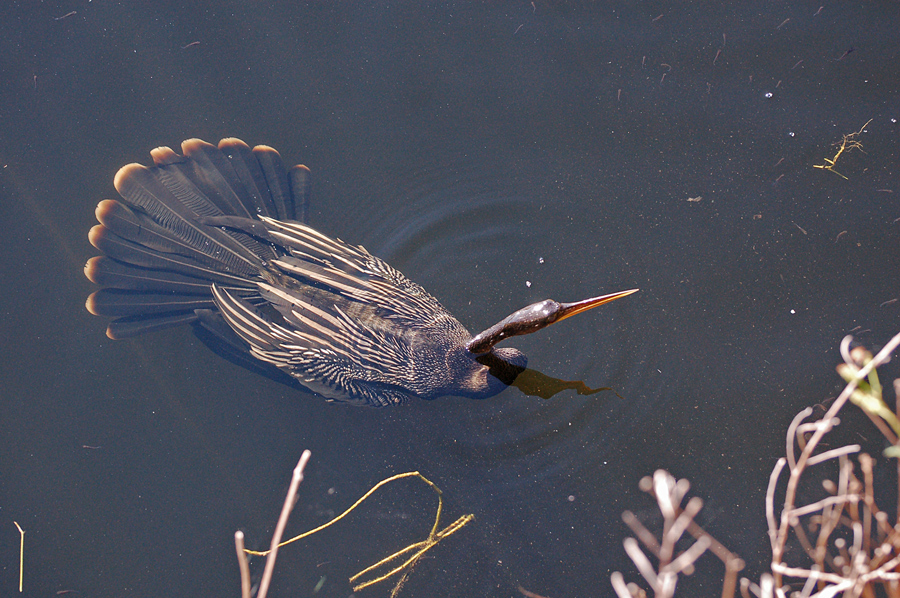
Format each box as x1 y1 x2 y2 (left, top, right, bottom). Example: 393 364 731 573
85 138 637 406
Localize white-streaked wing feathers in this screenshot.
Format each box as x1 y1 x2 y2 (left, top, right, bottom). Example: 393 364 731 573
211 283 413 406
259 217 453 326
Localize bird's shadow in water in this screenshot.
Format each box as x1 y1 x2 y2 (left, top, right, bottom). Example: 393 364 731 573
510 366 620 401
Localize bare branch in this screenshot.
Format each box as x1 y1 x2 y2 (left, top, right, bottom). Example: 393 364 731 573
258 450 312 598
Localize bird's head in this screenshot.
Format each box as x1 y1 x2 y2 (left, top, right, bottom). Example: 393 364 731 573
465 288 639 354
440 288 637 400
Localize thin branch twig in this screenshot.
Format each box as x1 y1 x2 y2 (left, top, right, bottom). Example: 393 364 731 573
258 450 312 598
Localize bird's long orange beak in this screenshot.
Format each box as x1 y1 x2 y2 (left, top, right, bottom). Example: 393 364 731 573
555 288 640 323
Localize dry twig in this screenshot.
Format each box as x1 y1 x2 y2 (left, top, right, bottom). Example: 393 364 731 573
615 331 900 598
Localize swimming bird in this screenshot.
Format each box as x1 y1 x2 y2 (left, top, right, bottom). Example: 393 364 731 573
84 138 637 406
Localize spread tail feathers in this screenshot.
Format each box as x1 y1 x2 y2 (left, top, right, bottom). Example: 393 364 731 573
85 138 310 339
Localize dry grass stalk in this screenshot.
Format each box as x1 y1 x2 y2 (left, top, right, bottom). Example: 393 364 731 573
612 470 745 598
234 449 312 598
233 456 472 598
614 331 900 598
765 333 900 597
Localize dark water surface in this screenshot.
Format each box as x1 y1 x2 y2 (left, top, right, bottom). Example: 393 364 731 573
1 2 898 596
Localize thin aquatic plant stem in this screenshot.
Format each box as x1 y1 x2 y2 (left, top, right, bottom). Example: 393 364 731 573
245 471 442 555
234 531 251 598
13 521 24 593
895 379 900 523
243 466 470 596
257 449 312 598
350 513 474 591
772 331 900 586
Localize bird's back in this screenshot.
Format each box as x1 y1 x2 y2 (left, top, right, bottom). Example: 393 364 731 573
85 138 477 406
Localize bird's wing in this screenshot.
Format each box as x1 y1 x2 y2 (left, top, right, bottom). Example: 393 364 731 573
260 216 460 330
211 284 414 407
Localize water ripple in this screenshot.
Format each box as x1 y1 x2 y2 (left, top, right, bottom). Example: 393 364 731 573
336 155 653 502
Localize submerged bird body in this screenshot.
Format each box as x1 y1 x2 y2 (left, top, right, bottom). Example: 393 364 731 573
85 138 634 406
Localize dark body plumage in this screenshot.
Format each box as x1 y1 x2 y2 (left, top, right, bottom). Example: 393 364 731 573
85 138 526 406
